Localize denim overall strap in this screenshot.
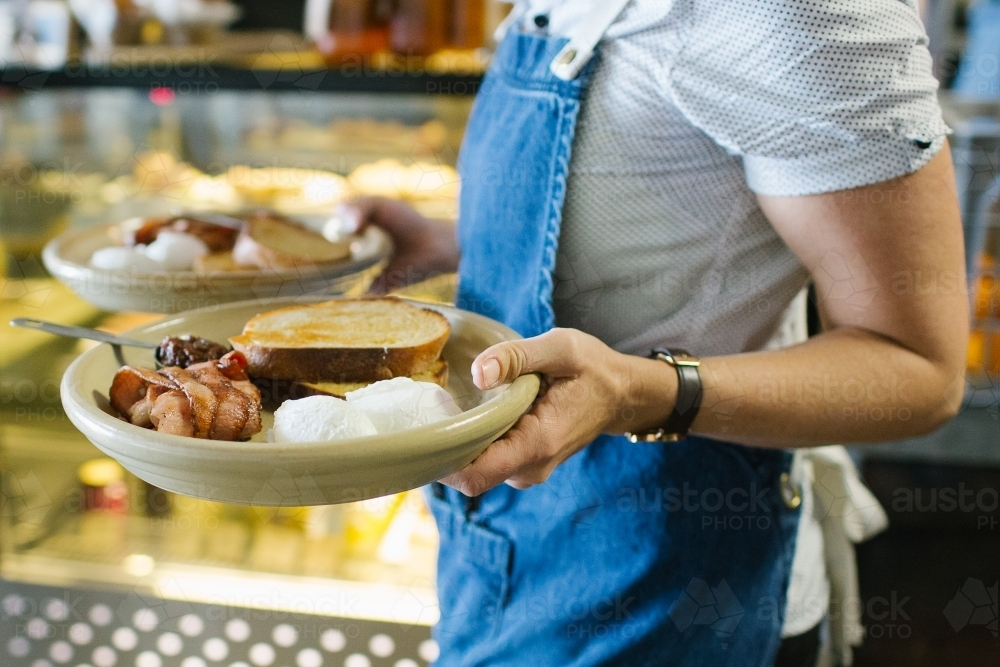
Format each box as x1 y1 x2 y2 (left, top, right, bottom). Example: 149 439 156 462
434 22 801 667
454 31 595 337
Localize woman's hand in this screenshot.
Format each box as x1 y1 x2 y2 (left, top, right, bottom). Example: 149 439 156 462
440 328 679 496
340 196 459 294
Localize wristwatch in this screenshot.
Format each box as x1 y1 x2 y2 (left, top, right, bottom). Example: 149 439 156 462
625 347 703 443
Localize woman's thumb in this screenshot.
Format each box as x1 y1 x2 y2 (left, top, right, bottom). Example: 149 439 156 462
473 342 525 389
472 329 580 389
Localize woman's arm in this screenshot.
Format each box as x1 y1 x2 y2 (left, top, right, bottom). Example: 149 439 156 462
442 146 969 496
690 143 967 446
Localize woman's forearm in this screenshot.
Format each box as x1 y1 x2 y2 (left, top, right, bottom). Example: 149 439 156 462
620 326 965 448
621 150 968 449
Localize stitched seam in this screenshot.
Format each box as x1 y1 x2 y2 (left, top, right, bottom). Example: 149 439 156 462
537 96 581 333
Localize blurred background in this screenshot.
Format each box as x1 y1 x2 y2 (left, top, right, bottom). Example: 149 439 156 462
0 1 997 666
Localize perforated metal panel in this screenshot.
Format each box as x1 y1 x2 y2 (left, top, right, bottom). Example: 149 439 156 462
0 581 438 667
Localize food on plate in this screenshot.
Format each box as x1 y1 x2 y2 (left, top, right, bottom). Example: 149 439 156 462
230 297 450 383
89 246 163 272
155 335 231 368
345 377 462 434
90 232 209 272
129 215 240 253
141 231 210 270
109 351 262 440
271 395 377 443
297 357 448 399
193 251 242 273
271 376 461 442
87 211 354 275
104 298 463 443
90 214 237 272
231 212 352 269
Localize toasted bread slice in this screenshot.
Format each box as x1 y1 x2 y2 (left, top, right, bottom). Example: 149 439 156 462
232 213 351 269
295 358 448 399
229 297 451 383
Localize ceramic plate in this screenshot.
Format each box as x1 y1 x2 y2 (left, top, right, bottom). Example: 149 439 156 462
42 220 392 314
60 298 540 505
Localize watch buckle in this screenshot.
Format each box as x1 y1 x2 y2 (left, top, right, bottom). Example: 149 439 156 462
653 349 700 368
625 428 684 444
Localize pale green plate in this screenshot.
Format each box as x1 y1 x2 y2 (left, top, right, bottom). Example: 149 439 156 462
43 222 392 314
60 297 540 505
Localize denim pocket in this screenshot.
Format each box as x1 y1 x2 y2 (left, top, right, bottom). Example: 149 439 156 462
426 490 513 659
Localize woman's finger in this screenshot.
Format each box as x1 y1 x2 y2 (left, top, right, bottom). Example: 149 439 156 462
338 197 379 230
334 202 363 234
355 196 435 237
472 329 582 390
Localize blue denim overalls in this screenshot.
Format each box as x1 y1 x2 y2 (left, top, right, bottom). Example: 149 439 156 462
427 9 802 666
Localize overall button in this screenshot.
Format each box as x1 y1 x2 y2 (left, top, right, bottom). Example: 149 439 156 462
780 472 802 509
533 14 549 28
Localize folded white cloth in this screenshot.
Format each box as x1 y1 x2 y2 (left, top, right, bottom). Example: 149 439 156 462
805 446 889 667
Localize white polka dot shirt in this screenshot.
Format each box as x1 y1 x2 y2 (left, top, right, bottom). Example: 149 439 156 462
518 0 951 355
512 0 947 639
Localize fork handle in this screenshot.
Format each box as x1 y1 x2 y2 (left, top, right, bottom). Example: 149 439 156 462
9 318 159 349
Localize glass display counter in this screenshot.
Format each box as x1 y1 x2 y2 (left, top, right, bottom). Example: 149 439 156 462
1 86 468 667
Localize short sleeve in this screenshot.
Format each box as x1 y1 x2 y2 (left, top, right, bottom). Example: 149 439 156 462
663 0 952 197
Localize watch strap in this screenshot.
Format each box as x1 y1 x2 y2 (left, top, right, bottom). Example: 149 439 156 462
662 357 703 437
625 347 702 442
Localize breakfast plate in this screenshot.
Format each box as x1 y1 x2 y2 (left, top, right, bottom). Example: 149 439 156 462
60 297 540 505
42 219 392 314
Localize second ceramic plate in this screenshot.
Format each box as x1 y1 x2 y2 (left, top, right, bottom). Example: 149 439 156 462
43 220 392 314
